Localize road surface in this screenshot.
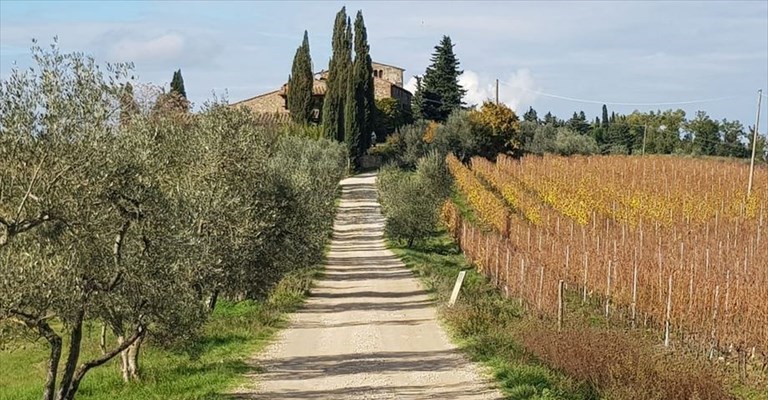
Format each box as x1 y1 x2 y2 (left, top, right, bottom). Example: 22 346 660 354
230 173 502 399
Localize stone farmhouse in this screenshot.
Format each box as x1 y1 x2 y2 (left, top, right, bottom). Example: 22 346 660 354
233 61 412 120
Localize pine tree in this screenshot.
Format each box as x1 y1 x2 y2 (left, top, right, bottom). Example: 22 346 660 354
601 104 609 127
287 31 314 124
420 35 466 122
523 106 538 123
344 11 374 165
322 8 351 141
170 69 187 99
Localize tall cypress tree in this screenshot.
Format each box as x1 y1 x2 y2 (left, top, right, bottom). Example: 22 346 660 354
344 11 374 165
420 35 466 122
170 69 187 99
411 76 425 120
288 31 314 124
322 8 351 142
601 104 609 127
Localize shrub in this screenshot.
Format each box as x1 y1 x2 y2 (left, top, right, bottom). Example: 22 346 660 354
553 128 599 155
378 152 451 247
526 125 599 156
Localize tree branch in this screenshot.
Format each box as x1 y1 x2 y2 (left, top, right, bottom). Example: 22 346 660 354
15 155 46 222
62 323 144 400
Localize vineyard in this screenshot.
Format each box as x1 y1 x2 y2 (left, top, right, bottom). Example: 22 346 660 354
444 154 767 377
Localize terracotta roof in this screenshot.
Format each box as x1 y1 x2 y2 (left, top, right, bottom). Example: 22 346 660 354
231 89 282 105
278 79 327 97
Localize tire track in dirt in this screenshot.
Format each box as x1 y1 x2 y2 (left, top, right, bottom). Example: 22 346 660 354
229 172 502 399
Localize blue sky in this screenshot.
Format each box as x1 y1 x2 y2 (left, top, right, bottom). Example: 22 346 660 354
1 1 767 126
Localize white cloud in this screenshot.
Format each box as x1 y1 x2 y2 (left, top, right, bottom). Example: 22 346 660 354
108 32 185 63
404 76 418 94
459 69 538 112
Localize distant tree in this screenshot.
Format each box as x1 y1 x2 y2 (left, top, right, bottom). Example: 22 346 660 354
419 35 466 122
543 112 561 127
344 11 374 165
747 126 768 162
119 82 140 127
322 8 352 141
374 98 411 140
605 121 632 154
523 106 538 123
719 119 748 157
411 76 425 120
471 101 522 156
686 111 720 155
170 69 186 99
288 31 314 124
601 104 609 127
566 111 590 135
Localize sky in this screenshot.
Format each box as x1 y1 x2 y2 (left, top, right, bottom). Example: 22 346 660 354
1 0 767 126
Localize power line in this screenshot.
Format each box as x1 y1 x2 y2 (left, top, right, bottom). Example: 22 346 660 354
497 80 740 107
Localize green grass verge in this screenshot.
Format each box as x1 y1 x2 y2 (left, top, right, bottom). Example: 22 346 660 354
0 266 321 400
388 231 591 400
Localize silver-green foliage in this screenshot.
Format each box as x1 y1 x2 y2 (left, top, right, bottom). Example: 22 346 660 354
377 152 451 247
0 42 346 399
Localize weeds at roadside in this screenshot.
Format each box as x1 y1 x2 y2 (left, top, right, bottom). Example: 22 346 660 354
389 230 747 400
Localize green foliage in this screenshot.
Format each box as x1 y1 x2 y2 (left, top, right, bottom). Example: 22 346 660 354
321 7 351 142
170 69 186 99
389 233 584 399
0 266 321 400
470 101 522 155
279 121 326 140
377 152 451 247
433 109 510 162
0 42 345 400
373 97 411 140
553 128 600 155
565 111 590 136
343 11 375 167
411 76 425 120
418 36 466 122
287 31 314 124
523 106 538 123
527 125 599 156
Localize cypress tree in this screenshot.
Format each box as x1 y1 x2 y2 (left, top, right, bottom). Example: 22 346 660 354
411 76 425 120
344 11 374 165
523 106 538 123
322 8 351 141
170 69 187 99
420 35 466 122
601 104 609 127
288 30 314 124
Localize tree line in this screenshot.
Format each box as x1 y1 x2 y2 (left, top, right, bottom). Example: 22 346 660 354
285 7 377 167
520 105 764 158
0 42 346 400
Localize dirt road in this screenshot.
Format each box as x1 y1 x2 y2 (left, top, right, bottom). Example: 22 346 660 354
231 173 502 399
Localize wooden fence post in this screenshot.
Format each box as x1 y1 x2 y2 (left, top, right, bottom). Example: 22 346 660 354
557 280 565 331
664 274 673 347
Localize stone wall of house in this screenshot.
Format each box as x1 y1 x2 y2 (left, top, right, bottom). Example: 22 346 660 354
372 62 403 87
373 78 393 101
237 90 288 114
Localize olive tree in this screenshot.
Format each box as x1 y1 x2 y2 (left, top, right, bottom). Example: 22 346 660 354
0 42 204 400
378 152 451 247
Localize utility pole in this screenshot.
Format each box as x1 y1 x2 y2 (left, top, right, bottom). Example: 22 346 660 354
495 79 499 105
747 89 763 197
641 125 647 155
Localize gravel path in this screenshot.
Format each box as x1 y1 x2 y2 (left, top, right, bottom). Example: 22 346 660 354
229 173 502 399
